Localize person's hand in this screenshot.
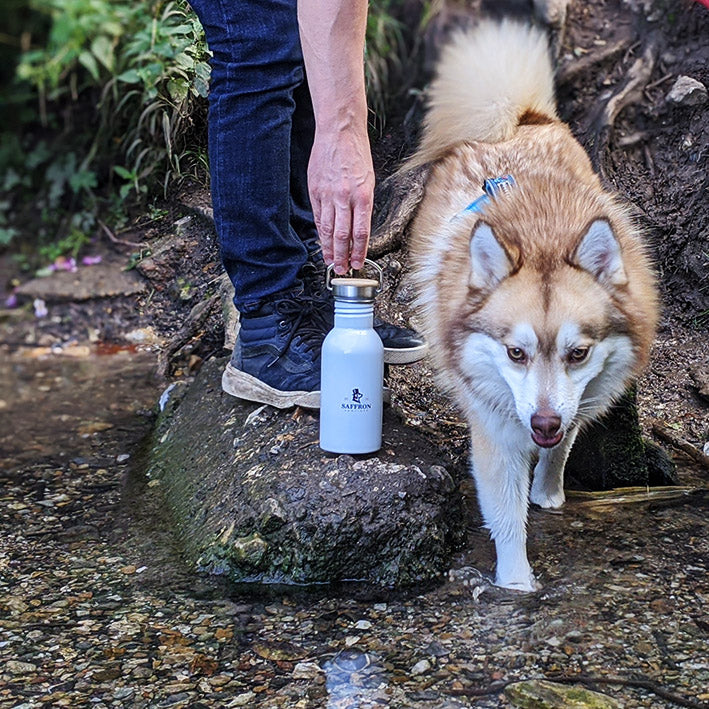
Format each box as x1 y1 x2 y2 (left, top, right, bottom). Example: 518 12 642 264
307 126 374 274
297 0 372 274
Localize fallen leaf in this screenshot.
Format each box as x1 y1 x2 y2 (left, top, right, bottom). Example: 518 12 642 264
78 421 114 435
252 640 308 661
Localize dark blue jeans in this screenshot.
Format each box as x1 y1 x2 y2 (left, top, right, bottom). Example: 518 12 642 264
189 0 320 313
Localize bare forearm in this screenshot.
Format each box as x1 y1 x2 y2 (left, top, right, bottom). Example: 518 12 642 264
298 0 374 273
298 0 369 131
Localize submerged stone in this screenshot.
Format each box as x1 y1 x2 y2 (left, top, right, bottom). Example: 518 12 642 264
505 680 621 709
147 357 464 587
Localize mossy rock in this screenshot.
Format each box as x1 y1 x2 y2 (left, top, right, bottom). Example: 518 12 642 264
147 357 465 587
566 387 677 490
505 680 621 709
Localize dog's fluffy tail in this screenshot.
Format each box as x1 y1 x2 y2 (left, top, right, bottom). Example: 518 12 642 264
410 20 557 167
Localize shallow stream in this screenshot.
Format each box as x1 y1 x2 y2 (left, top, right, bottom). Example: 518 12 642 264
1 349 707 708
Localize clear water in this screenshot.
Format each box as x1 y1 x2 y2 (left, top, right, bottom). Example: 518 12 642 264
1 348 707 708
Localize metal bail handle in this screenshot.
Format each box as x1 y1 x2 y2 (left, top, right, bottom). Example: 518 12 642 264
325 258 383 294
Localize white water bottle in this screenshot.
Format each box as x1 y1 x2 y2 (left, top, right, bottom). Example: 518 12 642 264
319 264 384 454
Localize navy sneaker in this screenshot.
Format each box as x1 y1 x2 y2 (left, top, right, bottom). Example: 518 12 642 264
222 295 325 409
371 315 427 364
300 261 428 364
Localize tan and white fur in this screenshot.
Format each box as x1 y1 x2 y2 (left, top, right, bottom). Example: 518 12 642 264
409 20 658 591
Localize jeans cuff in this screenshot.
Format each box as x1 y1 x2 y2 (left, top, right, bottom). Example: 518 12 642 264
238 283 305 314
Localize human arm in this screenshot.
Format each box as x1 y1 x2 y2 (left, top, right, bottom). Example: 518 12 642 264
298 0 374 274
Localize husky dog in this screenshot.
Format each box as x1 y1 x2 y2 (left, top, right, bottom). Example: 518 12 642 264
409 20 659 591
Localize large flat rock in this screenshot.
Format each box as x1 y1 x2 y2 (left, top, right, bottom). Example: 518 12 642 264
16 263 146 302
147 358 465 587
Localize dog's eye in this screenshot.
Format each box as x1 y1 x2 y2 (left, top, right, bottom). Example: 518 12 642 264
507 347 527 364
568 346 590 363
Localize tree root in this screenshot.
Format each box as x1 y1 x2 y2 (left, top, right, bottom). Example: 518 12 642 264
97 219 149 250
156 293 221 378
556 34 633 87
370 163 430 257
650 418 709 471
583 32 660 179
689 364 709 404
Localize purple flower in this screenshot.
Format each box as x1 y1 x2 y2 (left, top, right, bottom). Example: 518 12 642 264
53 256 77 272
33 298 48 318
81 255 103 266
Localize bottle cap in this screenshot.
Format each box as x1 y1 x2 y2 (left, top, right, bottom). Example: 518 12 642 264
326 259 382 303
330 277 379 302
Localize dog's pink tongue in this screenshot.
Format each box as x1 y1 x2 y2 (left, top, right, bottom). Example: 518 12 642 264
532 431 563 448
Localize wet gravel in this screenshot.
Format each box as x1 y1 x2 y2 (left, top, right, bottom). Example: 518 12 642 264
1 346 708 708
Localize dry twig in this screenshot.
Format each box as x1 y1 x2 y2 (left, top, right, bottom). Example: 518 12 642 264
449 674 709 709
650 418 709 470
550 674 709 709
98 219 149 250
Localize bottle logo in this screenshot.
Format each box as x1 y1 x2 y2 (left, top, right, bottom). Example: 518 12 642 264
340 388 372 411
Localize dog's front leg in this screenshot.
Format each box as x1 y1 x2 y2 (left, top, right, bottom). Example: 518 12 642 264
469 422 537 592
530 427 578 509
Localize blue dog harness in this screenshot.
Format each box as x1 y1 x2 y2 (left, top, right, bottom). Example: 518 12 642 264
453 174 516 219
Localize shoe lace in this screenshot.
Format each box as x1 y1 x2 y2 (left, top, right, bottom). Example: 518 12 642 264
299 260 328 299
272 295 330 358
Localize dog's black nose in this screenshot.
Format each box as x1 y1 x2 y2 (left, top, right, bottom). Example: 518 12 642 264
531 411 561 439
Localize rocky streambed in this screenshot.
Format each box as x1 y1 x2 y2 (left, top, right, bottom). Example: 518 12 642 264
1 0 708 704
1 346 708 708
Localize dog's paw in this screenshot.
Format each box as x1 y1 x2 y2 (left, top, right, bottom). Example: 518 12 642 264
494 571 541 593
529 485 565 509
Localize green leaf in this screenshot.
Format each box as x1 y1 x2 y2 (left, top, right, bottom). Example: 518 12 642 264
91 35 115 72
193 62 211 97
116 69 140 84
102 21 124 38
167 77 189 102
78 50 100 81
3 168 24 192
174 52 194 70
113 165 133 180
26 142 52 170
0 227 18 246
69 169 97 193
195 61 211 81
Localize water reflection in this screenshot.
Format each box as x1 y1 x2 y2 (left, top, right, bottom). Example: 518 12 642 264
0 348 158 470
323 649 389 708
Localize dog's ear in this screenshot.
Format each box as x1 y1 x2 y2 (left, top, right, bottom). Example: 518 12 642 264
574 219 628 287
469 223 512 289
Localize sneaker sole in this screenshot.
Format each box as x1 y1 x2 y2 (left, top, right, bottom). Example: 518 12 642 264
222 363 321 409
383 342 428 365
222 363 392 410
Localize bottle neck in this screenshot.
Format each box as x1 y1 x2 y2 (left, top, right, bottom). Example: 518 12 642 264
333 299 374 328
